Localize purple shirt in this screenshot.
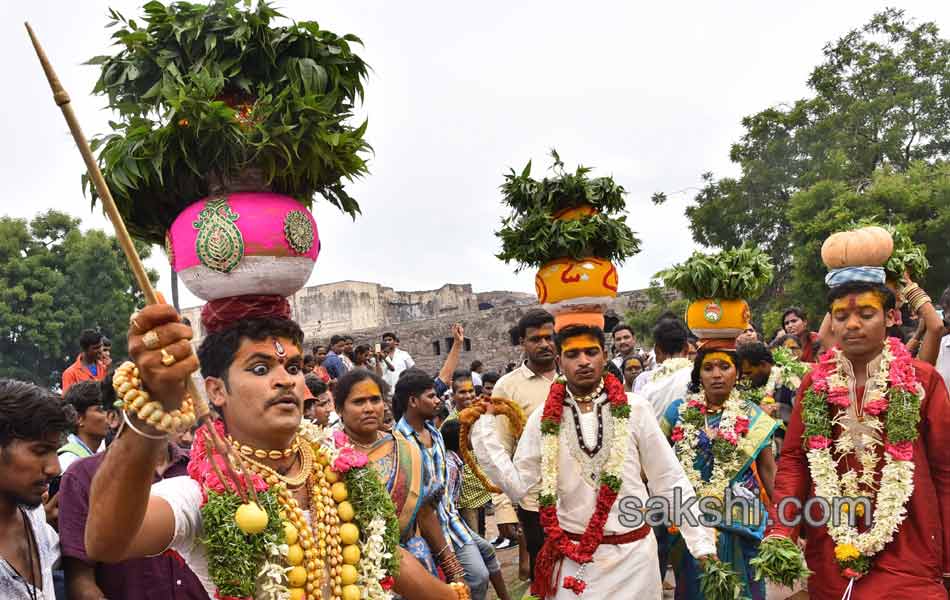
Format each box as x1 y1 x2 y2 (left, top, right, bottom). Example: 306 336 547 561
59 445 207 600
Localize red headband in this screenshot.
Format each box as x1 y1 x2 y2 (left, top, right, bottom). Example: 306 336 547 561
201 295 292 334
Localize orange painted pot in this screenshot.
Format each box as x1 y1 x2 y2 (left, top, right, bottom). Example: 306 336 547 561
552 204 597 221
535 257 618 305
686 298 751 339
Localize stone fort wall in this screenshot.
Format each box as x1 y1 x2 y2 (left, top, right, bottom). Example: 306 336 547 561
181 280 678 375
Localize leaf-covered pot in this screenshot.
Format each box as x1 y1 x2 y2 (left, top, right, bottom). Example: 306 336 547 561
686 299 751 339
166 193 320 301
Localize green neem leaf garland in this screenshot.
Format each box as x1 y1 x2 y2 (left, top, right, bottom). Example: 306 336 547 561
655 245 773 301
200 489 283 598
343 462 402 579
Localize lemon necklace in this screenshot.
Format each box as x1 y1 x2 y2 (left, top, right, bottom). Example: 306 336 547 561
189 420 401 600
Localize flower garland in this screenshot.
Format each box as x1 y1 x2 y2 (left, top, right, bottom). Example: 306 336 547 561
800 338 922 579
457 398 526 493
646 357 693 386
533 373 630 598
670 389 750 502
189 420 400 600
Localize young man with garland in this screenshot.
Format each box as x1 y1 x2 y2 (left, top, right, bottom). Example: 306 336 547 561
84 302 469 600
472 325 716 598
764 279 950 599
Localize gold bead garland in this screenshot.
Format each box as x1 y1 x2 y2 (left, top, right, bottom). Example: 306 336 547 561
240 441 362 600
229 435 300 460
112 361 197 435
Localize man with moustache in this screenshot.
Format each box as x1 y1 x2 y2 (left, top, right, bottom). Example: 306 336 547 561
82 301 468 600
0 379 71 599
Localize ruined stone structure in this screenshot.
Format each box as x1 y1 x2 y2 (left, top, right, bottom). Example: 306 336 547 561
181 281 677 375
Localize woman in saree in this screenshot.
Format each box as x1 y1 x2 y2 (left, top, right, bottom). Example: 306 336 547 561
334 369 460 580
659 344 779 600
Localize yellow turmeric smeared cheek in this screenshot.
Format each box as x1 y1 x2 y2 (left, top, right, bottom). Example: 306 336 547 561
831 292 883 315
561 335 601 354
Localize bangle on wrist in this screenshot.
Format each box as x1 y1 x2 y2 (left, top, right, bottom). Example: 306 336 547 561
122 410 169 441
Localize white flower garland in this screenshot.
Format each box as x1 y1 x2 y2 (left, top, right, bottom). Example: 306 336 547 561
648 357 693 386
805 344 919 559
674 389 748 502
357 516 395 599
539 381 630 503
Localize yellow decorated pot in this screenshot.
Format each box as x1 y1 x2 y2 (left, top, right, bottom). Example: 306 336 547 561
535 257 618 305
686 298 751 339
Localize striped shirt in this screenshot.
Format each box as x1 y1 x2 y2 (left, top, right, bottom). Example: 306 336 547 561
395 416 473 548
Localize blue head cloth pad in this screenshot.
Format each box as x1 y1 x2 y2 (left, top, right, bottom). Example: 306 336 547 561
825 266 887 288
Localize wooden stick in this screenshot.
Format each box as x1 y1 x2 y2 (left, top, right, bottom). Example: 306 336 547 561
24 22 211 421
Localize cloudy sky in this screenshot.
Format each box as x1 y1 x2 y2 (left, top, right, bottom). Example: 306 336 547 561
4 1 950 310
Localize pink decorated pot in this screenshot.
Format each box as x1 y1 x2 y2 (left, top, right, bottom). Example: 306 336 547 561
166 193 320 301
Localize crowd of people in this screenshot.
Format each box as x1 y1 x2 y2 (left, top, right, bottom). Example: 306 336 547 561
1 275 949 599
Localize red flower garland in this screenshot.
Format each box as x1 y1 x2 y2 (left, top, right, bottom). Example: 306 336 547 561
532 374 629 598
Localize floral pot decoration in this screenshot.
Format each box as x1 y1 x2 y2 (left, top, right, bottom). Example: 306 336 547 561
656 245 772 341
495 150 640 330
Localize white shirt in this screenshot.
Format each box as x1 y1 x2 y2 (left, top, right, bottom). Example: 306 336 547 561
639 364 693 419
381 348 415 393
471 371 483 387
936 334 950 392
0 505 59 600
472 391 716 556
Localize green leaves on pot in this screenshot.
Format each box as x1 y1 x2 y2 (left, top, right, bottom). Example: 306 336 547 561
500 150 628 215
496 211 640 271
85 0 370 245
495 151 641 270
851 219 930 280
656 245 773 300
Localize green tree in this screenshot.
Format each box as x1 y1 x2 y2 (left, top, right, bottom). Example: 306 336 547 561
787 162 950 319
623 286 688 347
671 9 950 306
0 211 157 388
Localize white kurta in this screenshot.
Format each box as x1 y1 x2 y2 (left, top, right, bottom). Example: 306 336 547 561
472 390 716 599
639 364 693 419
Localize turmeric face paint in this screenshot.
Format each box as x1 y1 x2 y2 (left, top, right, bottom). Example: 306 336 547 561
831 292 884 315
561 334 601 354
702 351 735 369
349 379 382 401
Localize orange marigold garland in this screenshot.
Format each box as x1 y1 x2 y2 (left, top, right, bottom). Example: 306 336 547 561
458 398 525 494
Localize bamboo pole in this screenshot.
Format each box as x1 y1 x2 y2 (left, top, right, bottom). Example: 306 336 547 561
25 22 210 419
